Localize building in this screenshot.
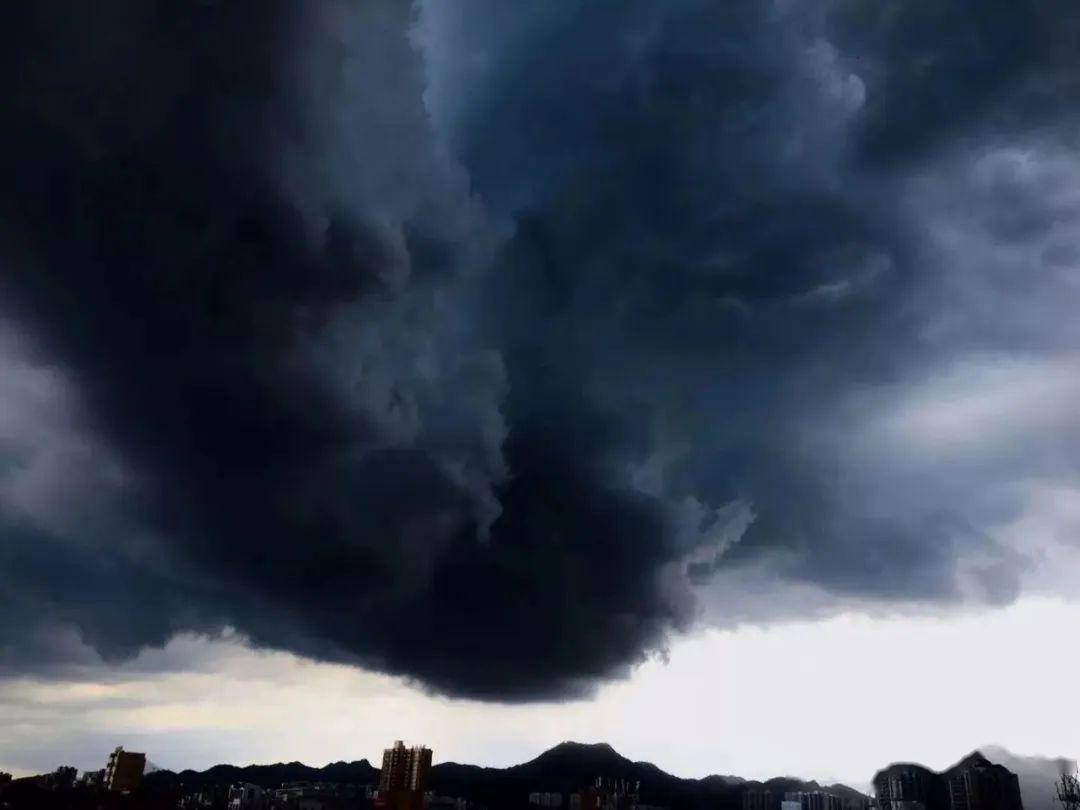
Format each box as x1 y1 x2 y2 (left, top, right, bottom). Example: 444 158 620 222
296 797 348 810
271 781 365 810
874 756 1022 810
104 747 146 793
874 764 948 810
229 783 269 810
379 741 432 793
80 769 105 788
37 766 78 791
785 791 846 810
427 797 473 810
376 741 432 810
944 754 1023 810
531 793 565 808
571 777 644 810
180 786 229 809
271 781 362 810
745 790 776 810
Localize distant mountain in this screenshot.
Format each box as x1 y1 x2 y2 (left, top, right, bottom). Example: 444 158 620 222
29 741 1074 810
144 758 378 791
981 745 1077 810
144 741 868 810
430 741 701 808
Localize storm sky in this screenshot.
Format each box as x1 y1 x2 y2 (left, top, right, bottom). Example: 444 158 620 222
2 0 1080 777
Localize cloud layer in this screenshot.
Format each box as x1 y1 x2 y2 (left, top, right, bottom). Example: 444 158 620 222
1 0 1079 699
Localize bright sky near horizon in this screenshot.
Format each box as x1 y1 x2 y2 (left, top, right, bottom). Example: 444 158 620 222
4 597 1078 787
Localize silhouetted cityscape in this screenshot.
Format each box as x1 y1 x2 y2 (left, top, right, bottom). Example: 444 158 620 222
2 741 1075 810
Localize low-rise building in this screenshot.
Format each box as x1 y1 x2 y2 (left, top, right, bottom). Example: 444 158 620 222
80 769 105 788
785 791 846 810
180 786 229 809
427 797 471 810
229 783 269 810
37 766 77 791
530 792 564 808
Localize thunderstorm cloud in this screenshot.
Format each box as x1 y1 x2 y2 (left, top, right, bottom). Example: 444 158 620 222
1 0 1079 699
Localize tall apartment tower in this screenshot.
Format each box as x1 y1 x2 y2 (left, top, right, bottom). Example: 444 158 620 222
945 753 1023 810
378 741 432 810
874 755 1022 810
744 790 776 810
104 747 146 794
874 763 949 810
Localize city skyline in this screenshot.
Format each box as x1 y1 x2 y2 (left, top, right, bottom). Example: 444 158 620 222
4 737 1072 810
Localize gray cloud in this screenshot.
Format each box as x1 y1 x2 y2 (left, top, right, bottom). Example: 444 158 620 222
0 0 1078 700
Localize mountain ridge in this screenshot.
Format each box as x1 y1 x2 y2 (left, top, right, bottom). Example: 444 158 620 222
143 740 867 810
135 741 1065 810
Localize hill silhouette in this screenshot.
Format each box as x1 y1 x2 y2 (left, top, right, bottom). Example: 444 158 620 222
145 758 378 791
144 741 869 810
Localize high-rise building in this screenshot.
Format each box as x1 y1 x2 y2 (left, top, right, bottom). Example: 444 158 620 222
874 764 948 810
104 747 146 794
380 740 432 793
874 755 1022 810
944 754 1023 810
745 790 776 810
377 741 432 810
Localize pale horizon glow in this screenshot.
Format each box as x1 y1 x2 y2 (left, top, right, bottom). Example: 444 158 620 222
3 597 1077 788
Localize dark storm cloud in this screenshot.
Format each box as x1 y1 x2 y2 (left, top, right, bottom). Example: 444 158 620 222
0 0 694 700
1 0 1079 699
425 0 1080 613
830 0 1080 165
